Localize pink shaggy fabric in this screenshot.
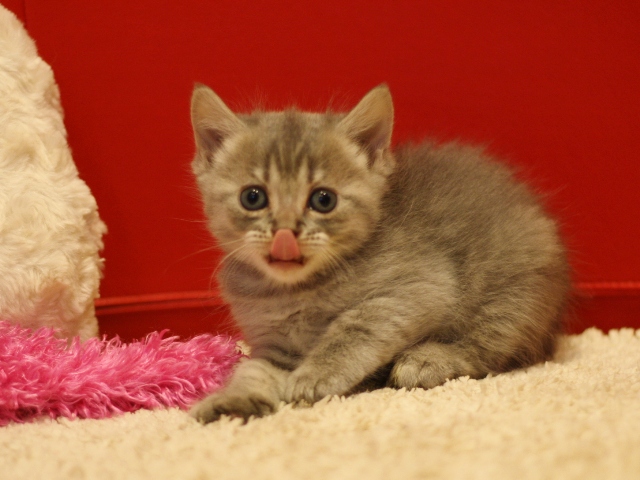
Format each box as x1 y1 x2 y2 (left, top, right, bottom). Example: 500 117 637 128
0 321 242 425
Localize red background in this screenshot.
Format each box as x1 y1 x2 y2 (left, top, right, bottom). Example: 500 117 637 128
3 1 639 338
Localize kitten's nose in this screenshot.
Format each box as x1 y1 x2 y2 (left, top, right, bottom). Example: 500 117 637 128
273 227 300 238
270 229 301 261
271 221 301 237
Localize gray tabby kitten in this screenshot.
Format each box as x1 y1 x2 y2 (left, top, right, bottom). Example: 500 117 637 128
189 84 570 423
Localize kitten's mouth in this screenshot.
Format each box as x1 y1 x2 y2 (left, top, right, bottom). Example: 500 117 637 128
267 229 304 271
267 255 305 270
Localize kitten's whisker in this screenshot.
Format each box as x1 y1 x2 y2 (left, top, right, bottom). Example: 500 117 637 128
211 242 253 281
213 238 247 249
176 238 248 269
173 245 223 264
171 217 210 224
213 245 260 290
318 247 354 280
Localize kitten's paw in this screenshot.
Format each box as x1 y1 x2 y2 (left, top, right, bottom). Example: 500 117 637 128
189 391 276 424
284 367 346 404
388 342 480 390
388 357 451 390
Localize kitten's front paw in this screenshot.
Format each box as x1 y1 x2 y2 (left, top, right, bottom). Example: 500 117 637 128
189 391 276 424
284 367 347 404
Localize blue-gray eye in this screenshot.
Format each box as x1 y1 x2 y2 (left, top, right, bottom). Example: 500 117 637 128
308 189 337 213
240 187 268 210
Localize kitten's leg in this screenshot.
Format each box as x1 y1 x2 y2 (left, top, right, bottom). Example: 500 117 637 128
388 341 482 389
190 358 288 424
284 298 435 403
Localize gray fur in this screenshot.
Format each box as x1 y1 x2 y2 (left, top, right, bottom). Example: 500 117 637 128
188 84 570 423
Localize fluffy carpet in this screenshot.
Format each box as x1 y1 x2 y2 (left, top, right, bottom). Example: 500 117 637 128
0 328 638 479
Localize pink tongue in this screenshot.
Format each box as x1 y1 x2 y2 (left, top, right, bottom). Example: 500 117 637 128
270 229 301 261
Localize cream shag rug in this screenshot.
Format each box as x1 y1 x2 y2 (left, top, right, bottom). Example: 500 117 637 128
0 328 639 480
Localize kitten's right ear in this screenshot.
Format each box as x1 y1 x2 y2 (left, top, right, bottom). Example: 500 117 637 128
191 84 245 156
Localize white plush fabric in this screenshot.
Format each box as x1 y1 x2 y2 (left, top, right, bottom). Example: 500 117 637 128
0 6 106 339
0 329 638 479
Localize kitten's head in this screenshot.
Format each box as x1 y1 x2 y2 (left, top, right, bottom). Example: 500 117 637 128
190 84 394 286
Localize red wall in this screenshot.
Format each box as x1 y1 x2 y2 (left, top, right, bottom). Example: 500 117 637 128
4 1 639 338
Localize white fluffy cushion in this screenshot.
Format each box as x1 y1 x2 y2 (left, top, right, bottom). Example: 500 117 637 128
0 6 106 340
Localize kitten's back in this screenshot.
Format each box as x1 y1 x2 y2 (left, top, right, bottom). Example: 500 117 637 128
369 141 569 366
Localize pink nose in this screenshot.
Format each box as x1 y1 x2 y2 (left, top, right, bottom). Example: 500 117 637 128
270 229 301 261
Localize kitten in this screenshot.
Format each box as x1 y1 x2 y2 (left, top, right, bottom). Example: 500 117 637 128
189 84 570 423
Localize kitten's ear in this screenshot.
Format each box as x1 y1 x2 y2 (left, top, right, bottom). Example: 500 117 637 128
338 84 394 165
191 84 245 156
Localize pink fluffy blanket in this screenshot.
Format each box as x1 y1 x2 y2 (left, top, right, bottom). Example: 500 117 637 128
0 321 241 426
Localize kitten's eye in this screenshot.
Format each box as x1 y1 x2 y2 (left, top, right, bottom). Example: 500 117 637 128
240 187 268 210
308 189 337 213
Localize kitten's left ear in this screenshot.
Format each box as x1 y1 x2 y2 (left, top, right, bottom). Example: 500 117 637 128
338 84 394 167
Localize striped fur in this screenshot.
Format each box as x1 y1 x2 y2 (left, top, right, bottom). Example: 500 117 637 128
189 85 570 423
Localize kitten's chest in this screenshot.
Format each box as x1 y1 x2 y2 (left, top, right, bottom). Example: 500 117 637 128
228 288 345 352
